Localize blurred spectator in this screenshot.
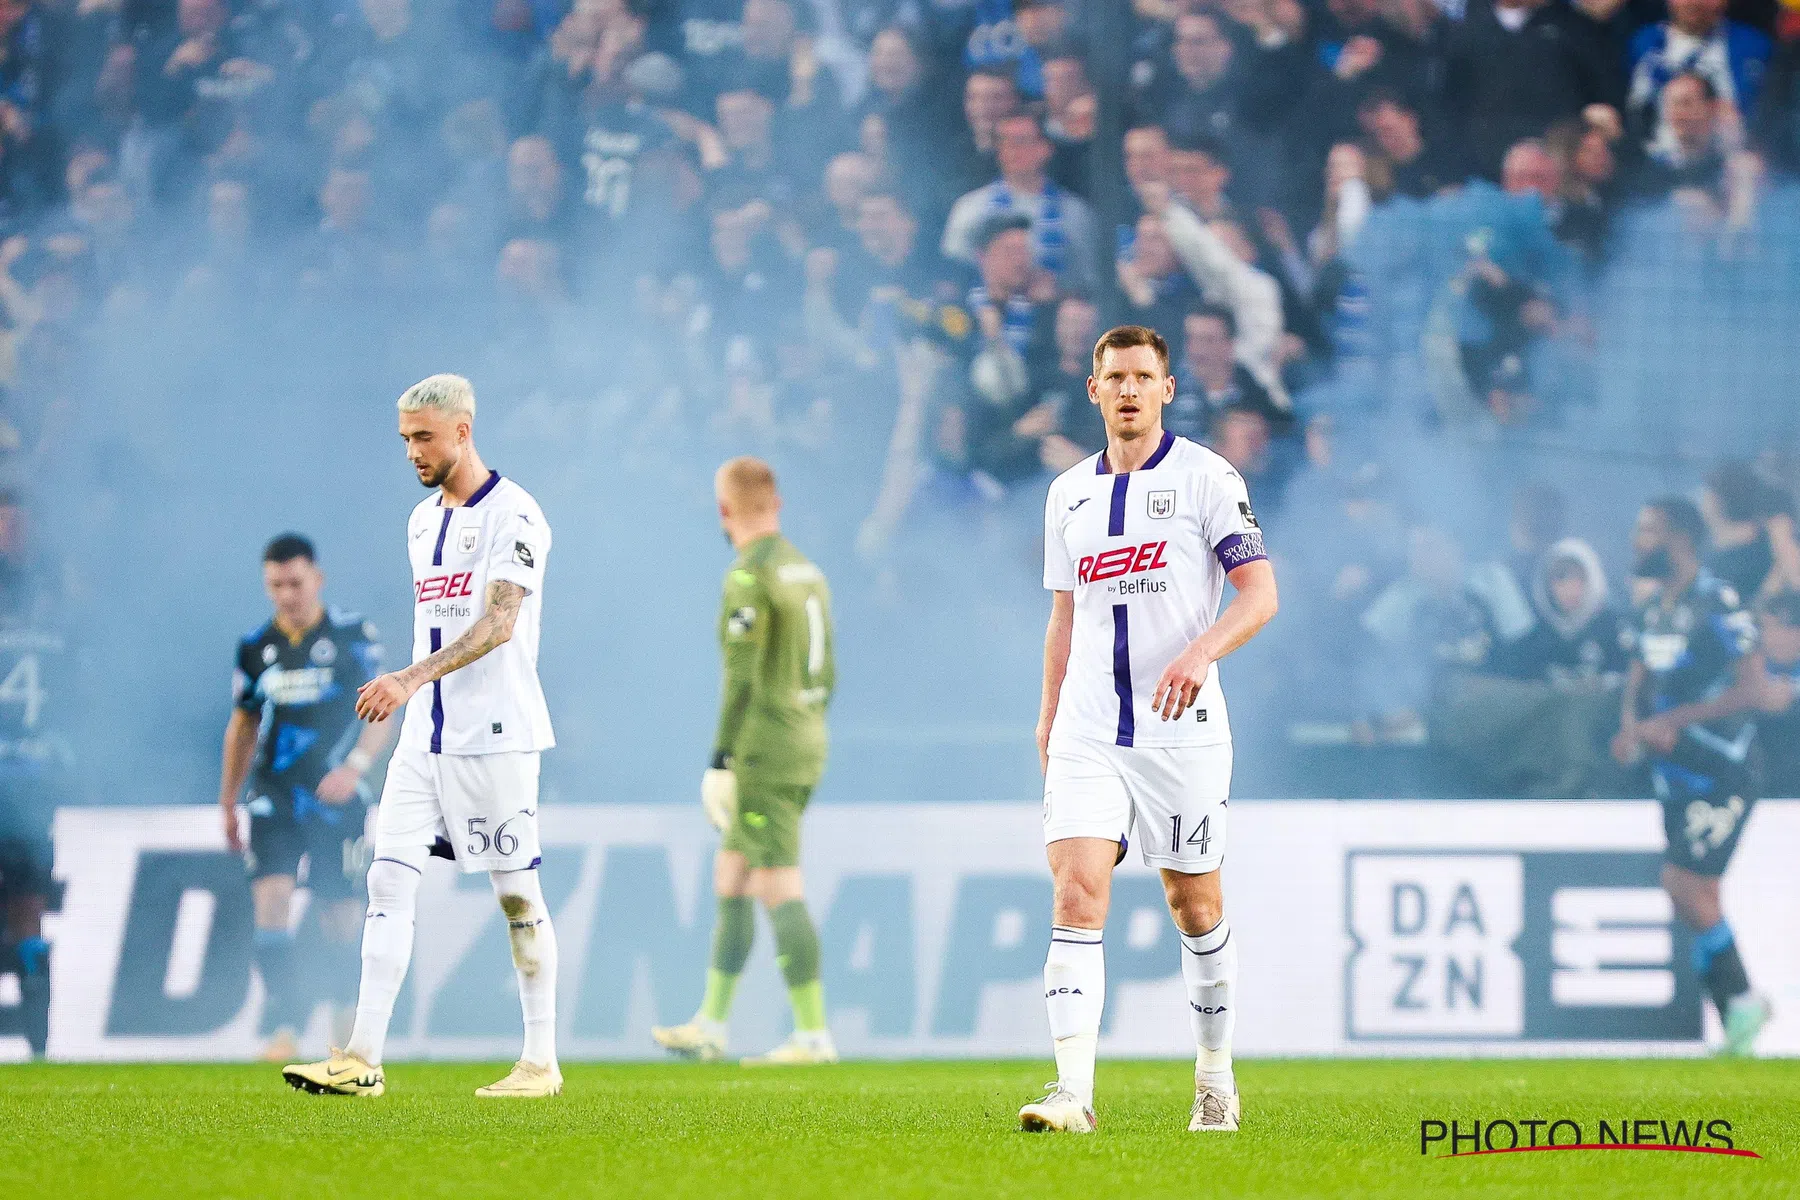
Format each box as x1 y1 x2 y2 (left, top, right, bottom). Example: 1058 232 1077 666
1206 404 1293 513
1357 89 1454 199
1635 72 1735 200
703 199 795 376
1037 294 1103 465
854 26 958 218
504 133 571 249
1545 113 1622 261
1497 537 1629 685
1445 0 1619 180
818 150 878 255
1168 304 1292 441
942 111 1098 294
1701 458 1800 602
711 0 846 165
1115 211 1202 346
1041 53 1095 197
299 166 384 292
1626 0 1770 153
940 211 1058 491
1753 589 1800 796
804 188 966 373
1123 123 1172 218
1310 0 1435 145
1166 135 1235 220
944 67 1019 206
1141 181 1289 405
962 0 1060 99
710 87 802 210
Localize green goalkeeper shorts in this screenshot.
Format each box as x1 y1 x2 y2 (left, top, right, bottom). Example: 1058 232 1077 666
721 778 814 869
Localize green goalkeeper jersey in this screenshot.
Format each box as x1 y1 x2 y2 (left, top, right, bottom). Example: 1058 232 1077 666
712 533 834 786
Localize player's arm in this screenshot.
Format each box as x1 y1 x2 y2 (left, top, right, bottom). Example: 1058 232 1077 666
704 574 768 830
355 580 526 721
1036 589 1074 774
1635 650 1768 754
1154 469 1279 721
220 653 262 853
1611 658 1646 764
316 717 395 804
218 707 258 854
1153 559 1279 720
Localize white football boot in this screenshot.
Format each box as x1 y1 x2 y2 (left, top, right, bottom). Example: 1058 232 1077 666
1019 1083 1097 1133
475 1059 564 1098
1188 1082 1241 1132
740 1030 839 1066
652 1019 728 1062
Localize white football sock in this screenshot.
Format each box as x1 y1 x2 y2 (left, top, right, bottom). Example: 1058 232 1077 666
492 867 560 1070
345 852 424 1067
1179 917 1236 1093
1045 925 1105 1108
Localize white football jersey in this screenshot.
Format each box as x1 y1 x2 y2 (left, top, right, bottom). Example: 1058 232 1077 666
1043 431 1266 749
399 471 555 755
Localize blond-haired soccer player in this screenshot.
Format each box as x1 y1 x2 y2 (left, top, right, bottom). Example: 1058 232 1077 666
1020 327 1277 1134
652 457 838 1065
283 374 562 1098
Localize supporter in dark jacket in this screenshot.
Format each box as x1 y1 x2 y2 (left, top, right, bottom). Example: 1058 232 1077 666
1445 0 1620 180
1499 538 1630 685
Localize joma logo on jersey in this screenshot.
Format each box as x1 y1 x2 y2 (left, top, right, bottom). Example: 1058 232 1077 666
1077 541 1168 584
416 572 477 604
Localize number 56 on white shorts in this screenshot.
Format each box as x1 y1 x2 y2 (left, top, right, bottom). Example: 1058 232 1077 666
1043 737 1230 873
376 746 542 873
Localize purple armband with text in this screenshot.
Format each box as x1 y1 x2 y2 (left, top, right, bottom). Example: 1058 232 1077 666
1214 531 1267 571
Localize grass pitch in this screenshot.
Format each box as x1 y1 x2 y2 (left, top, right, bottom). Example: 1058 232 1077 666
1 1059 1796 1199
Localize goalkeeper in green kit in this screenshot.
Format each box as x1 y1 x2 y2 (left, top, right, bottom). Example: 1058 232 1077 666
654 457 838 1065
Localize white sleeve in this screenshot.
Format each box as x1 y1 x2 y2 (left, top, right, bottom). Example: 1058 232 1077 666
1198 463 1267 574
487 503 550 594
1043 483 1076 591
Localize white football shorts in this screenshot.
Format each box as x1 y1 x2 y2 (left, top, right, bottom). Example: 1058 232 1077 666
375 745 542 874
1043 735 1231 873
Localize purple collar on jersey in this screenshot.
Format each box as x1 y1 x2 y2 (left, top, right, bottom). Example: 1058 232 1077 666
439 470 501 508
1096 430 1175 475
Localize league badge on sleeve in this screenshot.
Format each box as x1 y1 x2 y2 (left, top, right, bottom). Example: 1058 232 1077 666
1238 501 1259 528
514 541 535 569
1148 490 1175 519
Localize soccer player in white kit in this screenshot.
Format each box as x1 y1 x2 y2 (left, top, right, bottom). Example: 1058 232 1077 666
1019 326 1278 1135
283 374 562 1099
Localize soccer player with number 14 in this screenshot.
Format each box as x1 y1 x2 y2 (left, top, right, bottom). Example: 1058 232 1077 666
1022 325 1278 1135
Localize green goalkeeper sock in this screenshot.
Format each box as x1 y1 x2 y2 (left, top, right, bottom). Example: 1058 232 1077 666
700 896 755 1023
770 899 827 1033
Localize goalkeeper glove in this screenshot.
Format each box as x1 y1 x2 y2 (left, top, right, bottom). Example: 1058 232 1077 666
702 754 737 832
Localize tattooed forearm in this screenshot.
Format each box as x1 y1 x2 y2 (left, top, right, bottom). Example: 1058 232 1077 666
396 580 525 690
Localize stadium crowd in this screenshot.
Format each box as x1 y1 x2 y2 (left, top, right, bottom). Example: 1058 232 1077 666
0 0 1793 804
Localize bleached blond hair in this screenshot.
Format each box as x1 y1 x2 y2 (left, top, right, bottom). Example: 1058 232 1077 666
397 373 476 419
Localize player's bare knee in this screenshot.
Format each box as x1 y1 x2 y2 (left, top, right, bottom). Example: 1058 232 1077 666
1161 871 1223 937
1168 894 1222 938
714 850 751 898
1052 874 1109 928
751 867 804 909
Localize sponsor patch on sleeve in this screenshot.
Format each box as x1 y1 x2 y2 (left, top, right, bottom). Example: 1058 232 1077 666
727 606 757 637
514 541 536 569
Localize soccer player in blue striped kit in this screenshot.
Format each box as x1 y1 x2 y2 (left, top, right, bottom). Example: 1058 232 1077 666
1021 325 1278 1134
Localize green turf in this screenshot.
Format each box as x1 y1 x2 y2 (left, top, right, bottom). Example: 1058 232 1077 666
0 1059 1794 1199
